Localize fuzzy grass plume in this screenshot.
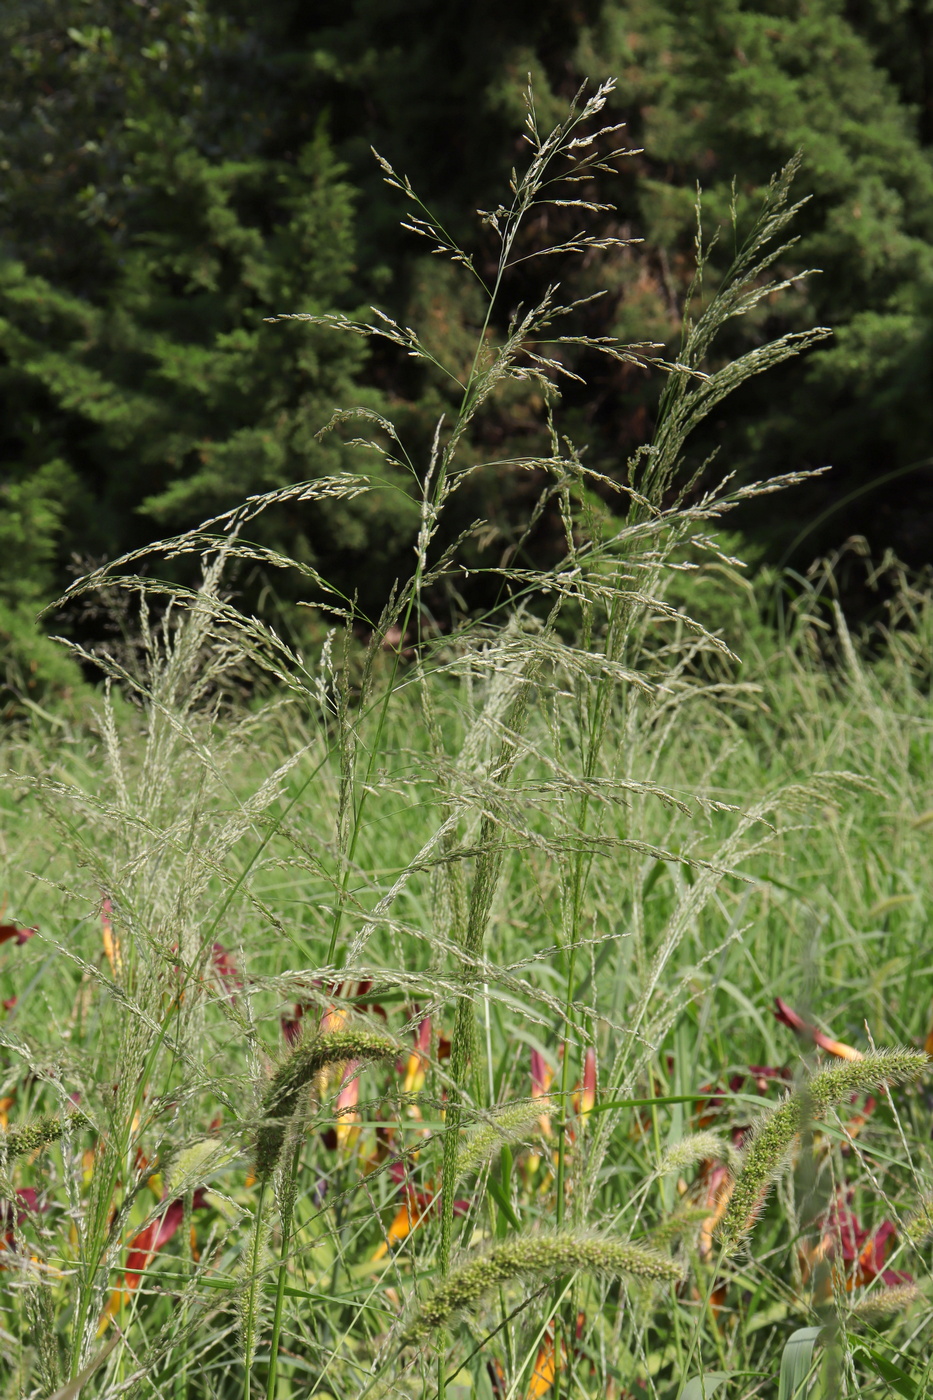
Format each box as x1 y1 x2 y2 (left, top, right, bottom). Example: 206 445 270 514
456 1101 548 1180
903 1195 933 1248
718 1049 926 1250
255 1029 397 1176
402 1231 684 1343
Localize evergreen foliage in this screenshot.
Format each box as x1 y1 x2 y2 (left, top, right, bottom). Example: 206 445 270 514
3 0 933 711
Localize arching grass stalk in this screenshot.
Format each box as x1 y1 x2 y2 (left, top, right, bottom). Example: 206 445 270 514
436 669 540 1398
404 1231 684 1345
243 1029 396 1399
254 1029 397 1179
551 577 637 1400
265 1138 301 1400
718 1049 927 1251
242 1177 268 1400
69 993 184 1380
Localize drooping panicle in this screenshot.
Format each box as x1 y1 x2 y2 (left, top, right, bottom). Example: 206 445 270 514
254 1029 397 1177
718 1049 926 1251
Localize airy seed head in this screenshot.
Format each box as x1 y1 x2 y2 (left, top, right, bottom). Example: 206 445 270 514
456 1101 547 1180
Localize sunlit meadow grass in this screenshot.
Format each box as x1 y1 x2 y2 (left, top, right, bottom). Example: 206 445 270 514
1 82 932 1400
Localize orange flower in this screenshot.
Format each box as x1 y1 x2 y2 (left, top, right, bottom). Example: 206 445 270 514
334 1061 362 1151
573 1048 597 1120
528 1329 557 1399
371 1198 424 1262
101 897 122 979
526 1312 586 1397
402 1018 432 1096
774 997 863 1060
530 1050 553 1137
698 1162 735 1262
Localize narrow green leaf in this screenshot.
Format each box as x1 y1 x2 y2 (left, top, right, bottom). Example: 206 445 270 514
860 1345 920 1400
681 1371 732 1399
486 1172 521 1230
779 1326 823 1400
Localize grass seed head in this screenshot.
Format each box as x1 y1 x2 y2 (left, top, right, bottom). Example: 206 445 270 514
0 1111 88 1165
255 1028 397 1177
402 1231 685 1343
718 1049 927 1251
456 1100 548 1179
903 1195 933 1249
849 1283 919 1323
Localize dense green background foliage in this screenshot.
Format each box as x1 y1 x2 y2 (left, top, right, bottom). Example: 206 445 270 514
3 0 933 705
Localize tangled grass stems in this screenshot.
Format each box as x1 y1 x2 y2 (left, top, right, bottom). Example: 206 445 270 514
4 72 929 1400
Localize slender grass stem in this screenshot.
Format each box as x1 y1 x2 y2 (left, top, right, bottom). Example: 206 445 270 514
243 1178 268 1400
265 1140 302 1400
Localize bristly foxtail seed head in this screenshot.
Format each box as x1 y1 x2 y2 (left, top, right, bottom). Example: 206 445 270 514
718 1048 926 1252
254 1029 397 1178
402 1232 684 1344
849 1283 919 1323
0 1110 89 1165
903 1195 933 1248
657 1130 728 1176
456 1101 548 1180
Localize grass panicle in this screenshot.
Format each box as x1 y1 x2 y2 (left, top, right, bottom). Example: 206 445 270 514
0 75 930 1400
403 1231 685 1343
718 1050 927 1250
455 1101 549 1179
0 1111 88 1164
255 1029 397 1177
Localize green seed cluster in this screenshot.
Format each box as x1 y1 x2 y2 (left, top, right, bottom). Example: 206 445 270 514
0 1111 88 1165
658 1131 727 1176
903 1196 933 1248
648 1205 711 1247
403 1231 684 1343
850 1283 918 1323
456 1101 546 1180
254 1029 397 1177
719 1049 926 1251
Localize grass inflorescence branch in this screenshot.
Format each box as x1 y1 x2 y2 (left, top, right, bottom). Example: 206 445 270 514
718 1049 927 1250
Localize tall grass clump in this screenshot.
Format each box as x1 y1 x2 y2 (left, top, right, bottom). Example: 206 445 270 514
1 79 931 1400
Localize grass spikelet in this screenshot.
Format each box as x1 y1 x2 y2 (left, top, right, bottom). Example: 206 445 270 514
848 1283 919 1323
166 1137 228 1196
807 1049 926 1113
657 1131 729 1176
903 1195 933 1248
402 1231 685 1343
0 1111 88 1164
255 1029 397 1177
456 1101 548 1179
646 1205 712 1247
719 1049 927 1250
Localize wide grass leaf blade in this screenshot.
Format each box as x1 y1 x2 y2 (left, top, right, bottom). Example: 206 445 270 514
779 1327 823 1400
681 1372 732 1399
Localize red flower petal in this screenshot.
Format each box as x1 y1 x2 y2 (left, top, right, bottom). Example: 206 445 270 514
0 923 37 946
774 997 863 1060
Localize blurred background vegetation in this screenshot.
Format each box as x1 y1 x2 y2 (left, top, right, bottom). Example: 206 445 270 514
3 0 933 711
